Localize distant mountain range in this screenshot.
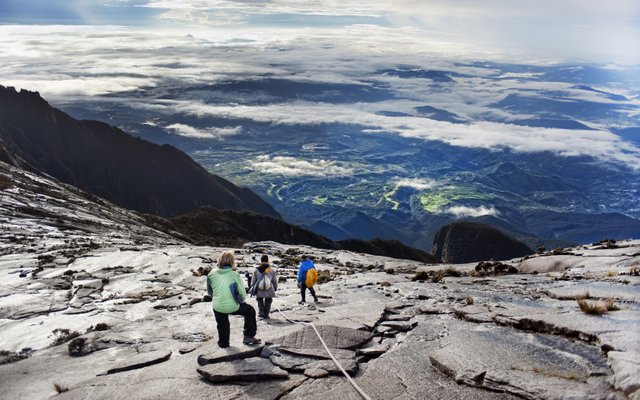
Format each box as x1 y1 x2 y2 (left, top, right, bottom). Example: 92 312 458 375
0 86 278 219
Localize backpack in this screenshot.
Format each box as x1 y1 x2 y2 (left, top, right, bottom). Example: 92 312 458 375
257 272 271 291
305 268 318 287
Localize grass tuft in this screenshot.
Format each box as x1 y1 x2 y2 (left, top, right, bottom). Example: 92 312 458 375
605 298 620 311
577 299 607 315
574 291 590 300
465 296 474 305
605 268 619 277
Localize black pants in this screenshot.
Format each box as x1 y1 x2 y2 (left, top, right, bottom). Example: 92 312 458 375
257 297 273 318
213 303 257 347
300 283 317 302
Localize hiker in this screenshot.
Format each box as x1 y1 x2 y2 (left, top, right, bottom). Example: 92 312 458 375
250 255 278 319
206 250 260 347
297 255 318 304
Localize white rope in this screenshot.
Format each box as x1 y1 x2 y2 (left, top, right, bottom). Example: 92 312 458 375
276 307 373 400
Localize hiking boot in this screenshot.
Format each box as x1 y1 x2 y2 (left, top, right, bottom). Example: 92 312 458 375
197 355 208 366
243 336 262 345
298 301 306 305
314 297 319 303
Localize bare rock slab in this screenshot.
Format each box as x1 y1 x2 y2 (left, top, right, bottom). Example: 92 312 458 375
608 351 640 398
268 346 358 375
379 320 417 332
104 349 171 375
197 344 264 365
281 342 518 400
304 368 330 378
428 319 611 400
197 358 289 383
271 325 372 350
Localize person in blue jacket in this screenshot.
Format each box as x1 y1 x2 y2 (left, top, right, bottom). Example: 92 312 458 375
297 255 318 304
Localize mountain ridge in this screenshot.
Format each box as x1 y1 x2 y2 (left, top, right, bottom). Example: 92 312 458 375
0 85 279 219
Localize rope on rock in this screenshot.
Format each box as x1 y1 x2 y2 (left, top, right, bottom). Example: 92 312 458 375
276 307 372 400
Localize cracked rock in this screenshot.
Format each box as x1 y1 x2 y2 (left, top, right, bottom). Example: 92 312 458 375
197 358 289 383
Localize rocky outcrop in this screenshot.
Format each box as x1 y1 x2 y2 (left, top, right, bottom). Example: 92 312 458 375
0 85 279 219
197 358 289 383
432 221 533 263
269 325 372 350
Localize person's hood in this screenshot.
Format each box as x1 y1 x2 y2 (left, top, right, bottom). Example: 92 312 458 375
217 266 234 273
300 259 315 269
258 263 270 274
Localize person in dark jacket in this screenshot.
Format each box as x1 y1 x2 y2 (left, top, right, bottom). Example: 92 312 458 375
251 255 278 319
297 255 318 304
206 250 260 347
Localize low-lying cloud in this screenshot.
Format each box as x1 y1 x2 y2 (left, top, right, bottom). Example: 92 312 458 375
394 177 442 191
442 205 499 218
142 99 640 169
166 123 242 139
249 155 354 177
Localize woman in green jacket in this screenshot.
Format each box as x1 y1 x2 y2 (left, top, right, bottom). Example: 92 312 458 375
206 250 260 347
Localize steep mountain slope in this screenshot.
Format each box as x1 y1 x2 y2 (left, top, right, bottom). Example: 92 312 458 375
0 161 184 254
432 221 534 263
0 86 278 218
165 206 338 249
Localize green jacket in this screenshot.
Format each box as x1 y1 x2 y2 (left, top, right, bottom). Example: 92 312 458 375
206 266 246 314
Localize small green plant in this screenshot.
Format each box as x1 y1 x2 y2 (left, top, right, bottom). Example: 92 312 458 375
86 323 110 333
191 266 212 277
411 270 430 281
53 383 68 394
577 299 607 315
445 266 461 277
51 329 81 346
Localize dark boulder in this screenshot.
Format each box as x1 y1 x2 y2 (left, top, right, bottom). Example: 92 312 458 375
432 221 533 263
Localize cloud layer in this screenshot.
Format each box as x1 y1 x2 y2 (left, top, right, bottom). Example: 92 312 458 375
166 123 242 139
443 205 499 218
1 20 639 170
249 155 354 177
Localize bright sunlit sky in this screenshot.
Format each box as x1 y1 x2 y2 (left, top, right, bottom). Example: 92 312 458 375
1 0 639 63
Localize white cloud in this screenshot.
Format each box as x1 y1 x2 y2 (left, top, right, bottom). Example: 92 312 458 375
141 0 640 63
394 177 441 191
138 99 640 169
1 24 639 170
249 155 353 177
166 123 242 139
443 205 499 218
